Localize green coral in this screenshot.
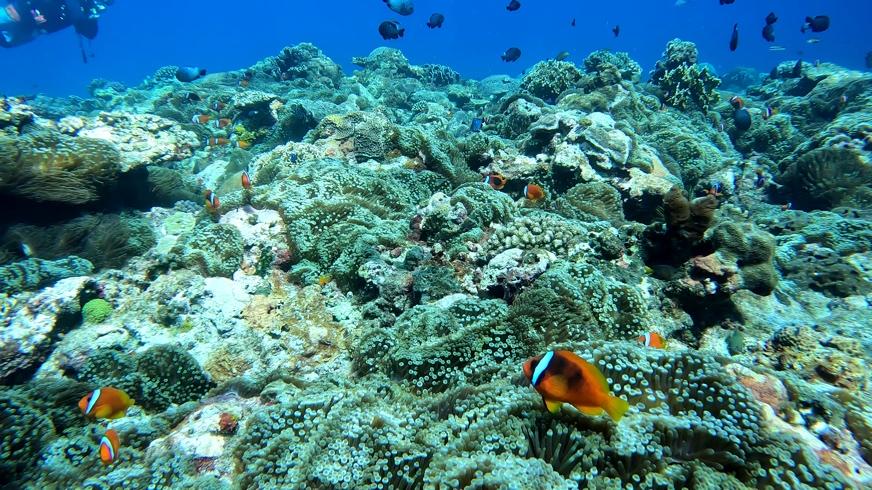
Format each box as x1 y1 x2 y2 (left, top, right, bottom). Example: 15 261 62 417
650 39 721 113
709 222 779 295
253 160 448 289
486 212 623 261
0 256 94 295
137 345 215 412
583 50 642 82
81 298 112 324
507 261 649 344
174 223 244 278
520 60 583 101
0 391 54 481
656 64 721 113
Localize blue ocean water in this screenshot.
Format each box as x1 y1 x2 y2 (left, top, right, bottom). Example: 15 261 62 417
1 0 869 96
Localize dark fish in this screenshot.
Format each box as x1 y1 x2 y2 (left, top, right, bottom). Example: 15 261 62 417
866 51 872 69
733 108 751 131
555 51 570 61
501 47 521 62
378 20 405 40
765 12 778 25
426 13 444 29
506 0 521 12
791 59 803 78
729 24 739 51
183 92 201 102
470 117 484 132
383 0 413 16
802 15 829 33
571 18 576 27
175 67 207 83
612 25 620 37
719 0 735 4
762 24 775 42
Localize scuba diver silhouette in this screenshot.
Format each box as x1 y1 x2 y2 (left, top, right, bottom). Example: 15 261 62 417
1 0 113 61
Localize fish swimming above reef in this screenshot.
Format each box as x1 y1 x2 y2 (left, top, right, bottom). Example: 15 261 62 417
426 13 444 29
729 23 739 51
802 15 830 33
379 20 405 40
483 173 507 190
791 59 803 77
765 12 778 26
175 66 207 83
79 387 134 420
501 47 521 62
241 170 252 190
733 108 752 131
523 350 630 421
866 51 872 69
470 117 485 132
383 0 413 16
506 0 521 12
719 0 735 5
612 25 620 37
191 114 211 125
524 183 545 202
637 332 666 349
554 51 570 61
762 24 775 42
99 429 121 465
204 189 221 211
729 95 744 109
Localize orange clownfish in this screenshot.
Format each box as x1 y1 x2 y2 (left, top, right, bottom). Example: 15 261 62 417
99 429 121 465
241 171 252 190
204 190 220 211
210 101 225 112
483 173 507 190
524 183 545 202
213 118 232 129
729 96 744 110
79 387 134 420
762 106 779 120
522 350 630 422
205 136 231 147
636 332 666 349
191 114 211 125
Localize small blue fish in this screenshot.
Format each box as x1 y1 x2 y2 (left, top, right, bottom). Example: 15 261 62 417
290 152 298 163
470 117 484 132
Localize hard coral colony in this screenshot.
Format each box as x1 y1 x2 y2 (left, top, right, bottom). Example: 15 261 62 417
0 4 871 490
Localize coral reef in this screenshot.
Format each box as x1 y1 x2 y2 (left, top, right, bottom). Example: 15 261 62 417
0 38 870 490
650 39 721 113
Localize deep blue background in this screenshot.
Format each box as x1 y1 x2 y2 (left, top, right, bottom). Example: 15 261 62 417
1 0 870 96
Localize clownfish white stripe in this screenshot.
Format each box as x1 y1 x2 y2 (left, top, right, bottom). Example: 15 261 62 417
531 351 554 386
644 333 652 346
100 436 115 461
85 388 101 415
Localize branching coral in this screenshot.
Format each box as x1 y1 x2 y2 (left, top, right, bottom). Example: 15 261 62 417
650 39 721 113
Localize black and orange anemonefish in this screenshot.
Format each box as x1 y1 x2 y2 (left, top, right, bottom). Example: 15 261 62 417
99 429 121 465
523 350 629 421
